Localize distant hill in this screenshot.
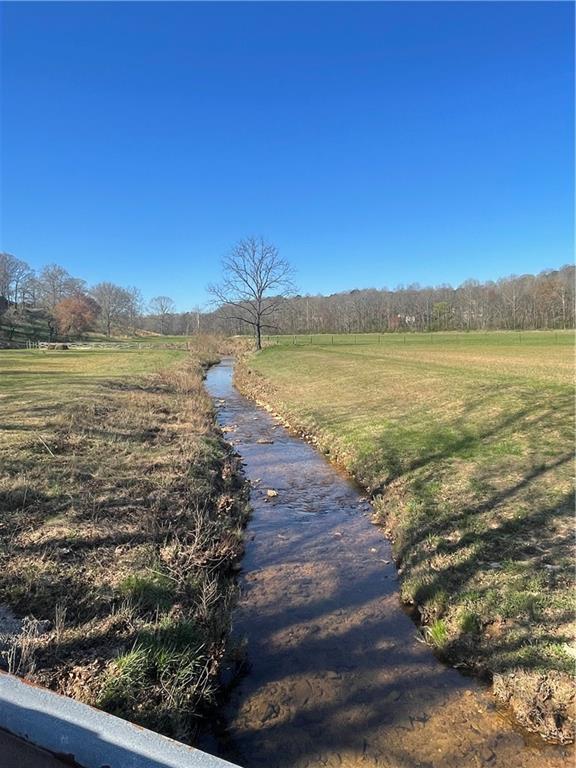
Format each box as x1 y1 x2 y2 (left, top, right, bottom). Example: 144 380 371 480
0 300 182 346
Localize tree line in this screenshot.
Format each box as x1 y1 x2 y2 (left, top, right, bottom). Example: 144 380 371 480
0 254 185 338
1 250 573 342
203 263 575 336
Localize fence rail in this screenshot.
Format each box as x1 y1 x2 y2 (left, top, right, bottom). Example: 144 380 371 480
29 341 191 350
264 330 569 347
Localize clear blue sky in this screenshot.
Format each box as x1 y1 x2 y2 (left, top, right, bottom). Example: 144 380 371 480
1 1 573 311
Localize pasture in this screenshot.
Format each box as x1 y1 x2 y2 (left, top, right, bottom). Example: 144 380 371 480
238 330 574 733
0 347 188 399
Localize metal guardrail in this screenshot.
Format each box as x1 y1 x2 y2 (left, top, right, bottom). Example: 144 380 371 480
0 671 239 768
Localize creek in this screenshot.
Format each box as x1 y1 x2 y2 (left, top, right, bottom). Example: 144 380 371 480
203 358 570 768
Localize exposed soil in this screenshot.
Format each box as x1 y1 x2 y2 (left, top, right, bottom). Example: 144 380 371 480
202 358 573 768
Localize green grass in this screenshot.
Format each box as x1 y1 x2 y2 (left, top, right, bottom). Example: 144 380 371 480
0 348 188 405
97 617 209 736
118 572 177 612
237 330 575 740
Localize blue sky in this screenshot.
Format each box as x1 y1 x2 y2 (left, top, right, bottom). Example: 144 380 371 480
1 1 573 311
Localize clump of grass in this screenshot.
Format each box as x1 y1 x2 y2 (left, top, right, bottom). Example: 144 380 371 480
97 616 223 739
458 609 479 635
425 619 449 649
98 646 150 709
118 572 176 612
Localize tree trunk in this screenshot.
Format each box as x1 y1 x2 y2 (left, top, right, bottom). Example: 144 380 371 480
256 322 262 350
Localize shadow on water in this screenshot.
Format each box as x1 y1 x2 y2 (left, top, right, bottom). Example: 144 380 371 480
202 358 572 768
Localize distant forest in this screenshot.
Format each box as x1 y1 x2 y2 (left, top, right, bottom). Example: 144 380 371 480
209 264 575 335
0 252 573 341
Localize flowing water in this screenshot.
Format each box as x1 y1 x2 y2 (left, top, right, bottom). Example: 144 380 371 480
204 359 571 768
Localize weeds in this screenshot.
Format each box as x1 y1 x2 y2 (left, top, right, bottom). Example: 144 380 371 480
118 572 177 613
97 616 218 739
425 619 449 649
53 602 67 643
2 617 41 676
458 609 479 635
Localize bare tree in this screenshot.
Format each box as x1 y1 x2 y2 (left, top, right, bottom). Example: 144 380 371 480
208 237 296 349
191 304 204 334
0 253 32 306
36 264 85 310
149 295 176 335
126 286 144 335
11 259 32 307
91 282 132 337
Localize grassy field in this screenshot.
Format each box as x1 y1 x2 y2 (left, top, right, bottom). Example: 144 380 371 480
237 330 575 742
0 347 188 399
0 342 248 742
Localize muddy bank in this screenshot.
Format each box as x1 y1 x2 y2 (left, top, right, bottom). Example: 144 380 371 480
204 358 572 768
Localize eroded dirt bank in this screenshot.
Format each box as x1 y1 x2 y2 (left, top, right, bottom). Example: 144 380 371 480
204 358 572 768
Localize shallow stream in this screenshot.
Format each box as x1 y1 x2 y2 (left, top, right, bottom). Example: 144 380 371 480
204 358 571 768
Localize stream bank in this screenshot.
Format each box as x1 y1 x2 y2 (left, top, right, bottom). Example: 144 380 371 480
204 358 572 768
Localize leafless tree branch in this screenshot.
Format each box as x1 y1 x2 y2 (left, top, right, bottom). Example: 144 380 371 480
207 237 296 349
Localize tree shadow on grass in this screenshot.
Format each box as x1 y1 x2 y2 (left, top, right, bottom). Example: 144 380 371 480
350 385 573 491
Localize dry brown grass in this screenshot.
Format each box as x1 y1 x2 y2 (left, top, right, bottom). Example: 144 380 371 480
0 340 249 742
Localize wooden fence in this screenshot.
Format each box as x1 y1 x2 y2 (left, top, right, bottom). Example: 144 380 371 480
31 341 191 350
